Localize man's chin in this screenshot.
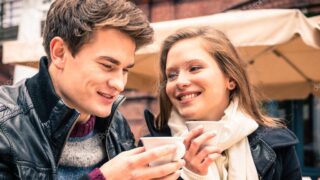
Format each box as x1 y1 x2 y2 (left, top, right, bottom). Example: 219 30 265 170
94 109 112 118
78 104 112 118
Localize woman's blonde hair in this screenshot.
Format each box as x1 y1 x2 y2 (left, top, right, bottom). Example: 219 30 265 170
156 26 284 129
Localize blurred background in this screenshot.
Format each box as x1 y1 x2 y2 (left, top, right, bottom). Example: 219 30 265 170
0 0 319 179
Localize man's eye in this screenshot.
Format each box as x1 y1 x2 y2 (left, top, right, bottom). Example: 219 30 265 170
102 63 112 69
123 68 129 74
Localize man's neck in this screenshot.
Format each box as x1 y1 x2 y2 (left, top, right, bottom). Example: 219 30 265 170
77 113 91 123
49 63 91 124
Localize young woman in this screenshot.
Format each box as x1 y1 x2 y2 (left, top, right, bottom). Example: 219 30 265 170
144 26 302 180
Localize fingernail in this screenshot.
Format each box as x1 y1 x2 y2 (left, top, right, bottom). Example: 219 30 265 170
198 125 204 129
208 130 217 136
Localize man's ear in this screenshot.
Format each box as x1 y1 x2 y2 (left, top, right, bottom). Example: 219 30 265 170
50 37 67 69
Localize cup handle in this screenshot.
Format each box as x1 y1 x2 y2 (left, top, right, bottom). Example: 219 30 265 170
173 142 186 161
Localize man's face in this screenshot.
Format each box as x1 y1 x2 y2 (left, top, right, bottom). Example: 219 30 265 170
56 28 135 117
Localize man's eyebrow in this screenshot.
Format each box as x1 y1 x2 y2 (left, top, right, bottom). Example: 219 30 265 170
98 56 134 68
99 56 120 65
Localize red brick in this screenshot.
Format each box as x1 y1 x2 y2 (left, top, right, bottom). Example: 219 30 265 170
151 0 175 22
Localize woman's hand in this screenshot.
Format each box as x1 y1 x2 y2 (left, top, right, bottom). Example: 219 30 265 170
183 126 222 175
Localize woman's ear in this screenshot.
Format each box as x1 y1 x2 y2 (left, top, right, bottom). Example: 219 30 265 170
50 37 67 69
227 79 236 90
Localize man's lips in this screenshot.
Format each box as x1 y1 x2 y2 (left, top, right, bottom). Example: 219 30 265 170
97 91 116 100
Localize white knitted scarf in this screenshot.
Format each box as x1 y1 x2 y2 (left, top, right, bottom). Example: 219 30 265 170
168 99 259 180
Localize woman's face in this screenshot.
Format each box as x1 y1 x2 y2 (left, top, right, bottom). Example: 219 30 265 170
165 38 232 120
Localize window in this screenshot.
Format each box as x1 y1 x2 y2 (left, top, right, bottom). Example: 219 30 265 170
304 97 320 168
0 0 23 28
264 96 320 179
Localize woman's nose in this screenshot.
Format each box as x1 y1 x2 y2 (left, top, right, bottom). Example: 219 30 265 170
176 73 191 89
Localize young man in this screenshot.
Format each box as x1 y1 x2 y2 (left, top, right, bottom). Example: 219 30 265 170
0 0 184 179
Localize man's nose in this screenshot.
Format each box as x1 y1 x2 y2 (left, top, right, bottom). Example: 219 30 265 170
108 73 126 92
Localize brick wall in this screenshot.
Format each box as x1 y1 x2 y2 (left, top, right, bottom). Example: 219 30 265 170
118 90 159 143
134 0 320 22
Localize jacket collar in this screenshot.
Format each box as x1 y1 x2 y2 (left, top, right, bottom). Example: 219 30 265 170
25 57 80 161
143 109 171 137
95 95 126 133
248 126 298 177
26 57 73 124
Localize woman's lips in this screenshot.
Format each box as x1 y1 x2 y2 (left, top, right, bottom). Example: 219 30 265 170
176 92 201 101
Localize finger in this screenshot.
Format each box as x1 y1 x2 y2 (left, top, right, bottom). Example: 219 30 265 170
201 153 221 167
121 147 146 156
153 171 181 180
196 146 221 163
132 145 177 165
140 160 185 179
184 126 204 149
188 132 216 156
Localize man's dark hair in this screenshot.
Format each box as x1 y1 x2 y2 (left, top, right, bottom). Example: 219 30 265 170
43 0 153 62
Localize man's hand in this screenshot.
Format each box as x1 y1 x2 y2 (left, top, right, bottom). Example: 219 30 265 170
100 146 185 180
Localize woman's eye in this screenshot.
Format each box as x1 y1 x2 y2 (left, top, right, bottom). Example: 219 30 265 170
167 72 178 81
190 66 201 72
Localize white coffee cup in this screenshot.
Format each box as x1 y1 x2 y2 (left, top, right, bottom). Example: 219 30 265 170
186 121 224 146
140 137 185 166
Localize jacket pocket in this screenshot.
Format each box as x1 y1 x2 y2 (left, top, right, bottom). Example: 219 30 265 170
16 161 54 180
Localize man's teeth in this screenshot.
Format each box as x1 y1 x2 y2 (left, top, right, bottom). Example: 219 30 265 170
100 92 112 98
180 93 197 100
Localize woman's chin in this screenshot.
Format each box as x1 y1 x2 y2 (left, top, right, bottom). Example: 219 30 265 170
179 111 198 120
